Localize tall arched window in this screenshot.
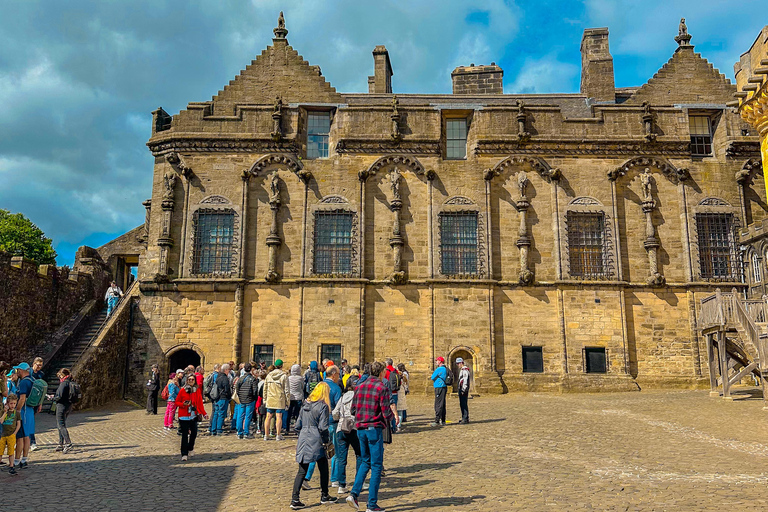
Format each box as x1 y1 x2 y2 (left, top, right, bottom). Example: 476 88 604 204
753 254 762 283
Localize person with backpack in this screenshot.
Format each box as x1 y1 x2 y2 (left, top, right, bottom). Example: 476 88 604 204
456 358 471 424
51 368 78 453
11 362 37 469
331 375 361 495
304 361 322 398
286 364 304 435
430 356 451 427
382 358 401 434
235 363 258 439
209 364 232 436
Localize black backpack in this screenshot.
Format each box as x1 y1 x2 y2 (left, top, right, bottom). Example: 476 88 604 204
444 368 454 386
68 380 82 404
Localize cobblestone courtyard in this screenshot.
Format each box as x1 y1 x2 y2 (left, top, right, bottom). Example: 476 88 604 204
6 390 768 511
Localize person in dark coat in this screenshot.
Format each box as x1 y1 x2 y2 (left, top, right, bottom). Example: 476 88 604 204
290 382 337 509
146 364 160 415
51 368 75 452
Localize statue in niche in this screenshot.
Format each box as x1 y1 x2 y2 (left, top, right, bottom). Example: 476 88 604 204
517 170 529 198
390 168 401 201
269 173 281 204
163 172 177 200
640 168 654 201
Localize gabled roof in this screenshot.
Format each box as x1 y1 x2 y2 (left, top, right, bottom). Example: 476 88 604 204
625 46 735 106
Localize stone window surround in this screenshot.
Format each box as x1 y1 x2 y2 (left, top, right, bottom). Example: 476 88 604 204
186 195 241 278
436 196 486 278
441 110 474 161
561 197 615 281
307 197 360 277
299 106 337 161
690 198 740 282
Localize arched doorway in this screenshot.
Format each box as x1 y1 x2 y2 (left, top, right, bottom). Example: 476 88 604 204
168 349 201 374
450 349 475 393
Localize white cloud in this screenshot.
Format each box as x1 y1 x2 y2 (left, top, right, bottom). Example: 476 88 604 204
507 54 579 94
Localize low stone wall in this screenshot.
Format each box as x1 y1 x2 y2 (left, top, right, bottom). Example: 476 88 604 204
72 297 133 410
0 249 110 363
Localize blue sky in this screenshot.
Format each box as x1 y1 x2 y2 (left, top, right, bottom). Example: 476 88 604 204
0 0 764 265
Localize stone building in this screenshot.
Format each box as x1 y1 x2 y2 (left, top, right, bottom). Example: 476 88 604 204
109 15 766 396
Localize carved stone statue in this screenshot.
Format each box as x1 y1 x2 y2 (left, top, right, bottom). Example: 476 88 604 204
273 11 288 39
640 168 654 201
390 168 401 201
390 95 402 142
678 18 687 37
269 173 281 204
271 96 284 141
675 17 692 46
392 95 399 114
274 96 283 115
517 171 529 199
163 172 177 200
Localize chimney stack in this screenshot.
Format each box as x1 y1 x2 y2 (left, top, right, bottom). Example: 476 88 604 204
369 45 393 94
580 28 615 102
451 63 504 94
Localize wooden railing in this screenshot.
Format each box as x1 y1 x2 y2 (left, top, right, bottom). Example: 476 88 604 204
699 290 735 329
730 291 765 364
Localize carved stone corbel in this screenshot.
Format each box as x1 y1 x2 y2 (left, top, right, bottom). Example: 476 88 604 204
265 173 282 283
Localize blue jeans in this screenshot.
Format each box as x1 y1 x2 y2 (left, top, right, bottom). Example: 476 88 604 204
390 394 399 432
107 296 119 316
210 399 228 434
236 402 256 436
352 427 384 509
333 429 361 486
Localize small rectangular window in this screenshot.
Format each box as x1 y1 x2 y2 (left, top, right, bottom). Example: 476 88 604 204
314 211 354 274
252 345 274 367
690 115 712 156
307 112 331 159
522 346 544 373
446 119 467 160
440 211 478 275
321 344 342 364
697 213 736 280
584 347 607 373
192 209 235 275
567 211 606 279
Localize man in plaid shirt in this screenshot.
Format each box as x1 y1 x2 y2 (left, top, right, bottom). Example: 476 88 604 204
346 361 392 512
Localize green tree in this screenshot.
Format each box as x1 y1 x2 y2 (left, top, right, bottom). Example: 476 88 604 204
0 209 57 264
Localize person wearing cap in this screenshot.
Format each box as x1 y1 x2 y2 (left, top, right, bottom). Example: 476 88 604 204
456 358 471 424
430 356 448 427
264 359 290 440
11 362 34 469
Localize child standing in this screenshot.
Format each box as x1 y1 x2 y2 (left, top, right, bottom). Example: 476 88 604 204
164 371 182 430
0 394 21 475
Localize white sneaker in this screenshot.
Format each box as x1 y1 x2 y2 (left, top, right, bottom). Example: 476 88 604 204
276 435 285 441
362 483 369 491
181 455 188 461
331 481 339 488
188 451 194 458
264 434 269 441
30 444 37 451
301 480 311 491
338 486 349 495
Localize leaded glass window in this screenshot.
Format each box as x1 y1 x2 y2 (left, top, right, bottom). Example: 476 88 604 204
697 213 737 280
440 211 478 275
446 119 467 160
307 112 330 159
753 255 762 283
690 115 712 156
314 211 353 274
321 344 342 364
567 212 606 278
192 209 235 275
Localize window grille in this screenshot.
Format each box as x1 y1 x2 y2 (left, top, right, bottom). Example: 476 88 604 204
584 347 607 373
192 209 235 275
446 119 467 160
307 112 330 159
440 211 478 275
252 345 274 367
696 213 736 280
567 211 606 278
753 256 762 283
522 346 544 373
321 344 342 364
689 115 712 156
313 211 354 274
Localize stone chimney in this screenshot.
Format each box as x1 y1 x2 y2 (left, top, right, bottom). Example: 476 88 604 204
368 45 393 94
451 63 503 94
580 28 615 102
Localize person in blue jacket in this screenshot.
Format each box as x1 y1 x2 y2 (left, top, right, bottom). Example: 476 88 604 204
430 356 448 427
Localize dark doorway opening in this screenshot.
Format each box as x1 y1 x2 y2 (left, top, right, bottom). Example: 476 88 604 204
168 349 201 374
450 349 474 393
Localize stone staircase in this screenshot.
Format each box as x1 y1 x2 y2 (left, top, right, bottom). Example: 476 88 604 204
42 307 109 412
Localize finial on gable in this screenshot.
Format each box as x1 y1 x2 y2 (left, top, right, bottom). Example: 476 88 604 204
674 17 693 50
274 11 288 40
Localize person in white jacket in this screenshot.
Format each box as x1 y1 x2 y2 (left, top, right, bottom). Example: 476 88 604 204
457 358 471 424
331 376 361 495
105 281 123 316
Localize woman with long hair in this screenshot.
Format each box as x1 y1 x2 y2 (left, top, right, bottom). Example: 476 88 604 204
174 374 207 461
290 382 337 509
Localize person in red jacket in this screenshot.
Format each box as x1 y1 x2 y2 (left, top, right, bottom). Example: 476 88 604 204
175 374 207 461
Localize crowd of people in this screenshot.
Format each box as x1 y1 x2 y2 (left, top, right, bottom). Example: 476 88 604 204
154 354 472 511
0 356 79 476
